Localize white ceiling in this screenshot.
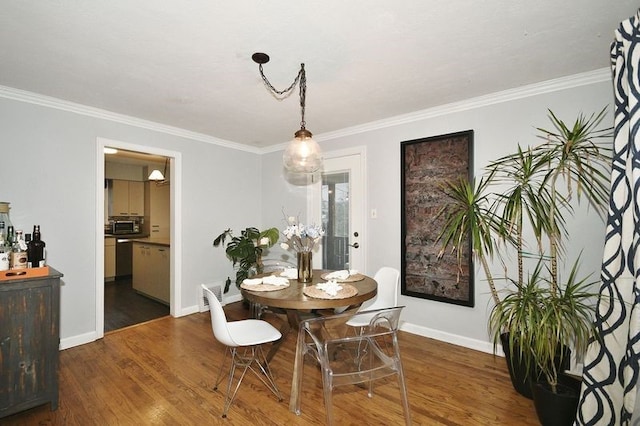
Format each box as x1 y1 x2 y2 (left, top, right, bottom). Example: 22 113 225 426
0 1 637 149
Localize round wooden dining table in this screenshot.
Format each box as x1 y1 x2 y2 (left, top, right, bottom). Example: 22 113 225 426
240 269 377 362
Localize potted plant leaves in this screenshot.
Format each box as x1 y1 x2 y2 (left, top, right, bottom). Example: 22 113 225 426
436 108 612 423
214 227 279 292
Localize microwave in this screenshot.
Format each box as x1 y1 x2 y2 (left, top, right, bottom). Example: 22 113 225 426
111 221 138 235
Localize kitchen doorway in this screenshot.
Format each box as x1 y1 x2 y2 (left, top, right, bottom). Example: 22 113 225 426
95 137 182 340
104 149 170 332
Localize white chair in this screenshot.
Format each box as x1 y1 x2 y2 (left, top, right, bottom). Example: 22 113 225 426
292 306 411 425
201 284 283 418
346 266 400 328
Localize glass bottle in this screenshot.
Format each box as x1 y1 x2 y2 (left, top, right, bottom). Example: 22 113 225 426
0 227 7 271
28 225 46 268
6 225 15 248
25 233 32 267
0 202 12 239
10 229 28 269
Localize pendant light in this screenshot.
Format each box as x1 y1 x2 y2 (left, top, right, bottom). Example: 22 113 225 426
252 52 322 174
148 169 165 181
148 158 168 182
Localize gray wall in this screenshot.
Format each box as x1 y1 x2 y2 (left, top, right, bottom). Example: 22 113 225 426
0 71 613 353
0 96 262 345
261 74 613 351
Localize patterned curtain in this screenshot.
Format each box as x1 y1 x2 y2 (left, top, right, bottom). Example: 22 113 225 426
576 10 640 426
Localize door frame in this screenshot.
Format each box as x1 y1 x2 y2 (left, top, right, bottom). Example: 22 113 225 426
95 137 182 339
307 146 367 273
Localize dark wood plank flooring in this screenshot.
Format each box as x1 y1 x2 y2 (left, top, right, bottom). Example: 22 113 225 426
104 277 169 332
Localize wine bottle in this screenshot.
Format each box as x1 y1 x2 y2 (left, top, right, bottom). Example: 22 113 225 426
25 233 33 267
28 225 46 268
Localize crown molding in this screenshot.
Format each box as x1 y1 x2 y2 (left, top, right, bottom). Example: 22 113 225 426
0 85 260 154
0 67 611 156
261 67 611 154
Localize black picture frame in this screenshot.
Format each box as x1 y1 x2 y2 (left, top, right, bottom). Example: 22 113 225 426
400 130 474 307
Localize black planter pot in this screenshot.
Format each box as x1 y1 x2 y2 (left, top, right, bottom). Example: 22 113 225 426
532 374 581 426
500 333 536 398
500 333 571 399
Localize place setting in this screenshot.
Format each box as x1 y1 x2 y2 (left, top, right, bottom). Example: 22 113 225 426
302 270 360 299
320 269 365 282
240 274 290 292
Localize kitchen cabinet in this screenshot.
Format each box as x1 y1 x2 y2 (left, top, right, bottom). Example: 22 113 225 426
104 237 116 280
144 182 169 238
132 242 169 304
111 180 144 216
0 268 62 418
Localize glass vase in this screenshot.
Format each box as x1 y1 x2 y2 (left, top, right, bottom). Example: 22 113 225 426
297 251 313 283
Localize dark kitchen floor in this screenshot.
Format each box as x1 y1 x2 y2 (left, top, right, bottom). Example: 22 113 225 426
104 277 169 333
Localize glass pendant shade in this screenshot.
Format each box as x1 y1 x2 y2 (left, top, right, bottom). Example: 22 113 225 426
283 129 322 174
148 169 165 181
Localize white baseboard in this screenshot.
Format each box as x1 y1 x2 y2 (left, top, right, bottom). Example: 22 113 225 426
60 331 98 350
400 321 504 357
64 299 497 357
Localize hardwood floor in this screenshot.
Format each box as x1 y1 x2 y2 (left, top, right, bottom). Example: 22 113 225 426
2 302 540 425
104 278 169 332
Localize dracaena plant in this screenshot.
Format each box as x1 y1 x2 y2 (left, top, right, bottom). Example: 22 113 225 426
436 107 612 393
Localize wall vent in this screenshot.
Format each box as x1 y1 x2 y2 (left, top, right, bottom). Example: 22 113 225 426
200 282 223 312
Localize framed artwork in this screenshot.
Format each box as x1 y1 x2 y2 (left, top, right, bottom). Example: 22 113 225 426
400 130 474 307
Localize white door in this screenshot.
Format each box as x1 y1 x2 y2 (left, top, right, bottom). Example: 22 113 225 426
308 149 366 272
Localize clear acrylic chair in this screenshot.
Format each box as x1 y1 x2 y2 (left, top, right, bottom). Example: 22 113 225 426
345 266 400 329
201 284 283 418
291 306 411 425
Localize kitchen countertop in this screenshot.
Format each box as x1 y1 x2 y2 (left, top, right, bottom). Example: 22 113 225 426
130 237 170 247
104 233 148 239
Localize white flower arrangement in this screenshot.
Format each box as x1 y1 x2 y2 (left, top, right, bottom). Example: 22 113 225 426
280 215 325 253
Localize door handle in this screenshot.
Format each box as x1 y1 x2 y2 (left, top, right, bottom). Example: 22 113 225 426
348 242 359 249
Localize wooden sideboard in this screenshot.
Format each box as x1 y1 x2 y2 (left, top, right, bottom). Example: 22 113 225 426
0 267 62 418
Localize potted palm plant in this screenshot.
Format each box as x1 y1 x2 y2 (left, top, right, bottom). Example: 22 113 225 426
214 227 279 292
489 259 596 425
436 108 611 422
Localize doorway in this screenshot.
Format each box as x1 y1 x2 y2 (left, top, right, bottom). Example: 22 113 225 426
95 137 182 340
308 147 366 273
104 149 170 332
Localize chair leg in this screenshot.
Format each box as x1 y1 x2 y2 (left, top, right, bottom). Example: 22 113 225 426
291 328 307 415
217 345 282 418
213 347 229 391
321 369 335 426
251 346 283 401
394 340 412 425
221 347 252 418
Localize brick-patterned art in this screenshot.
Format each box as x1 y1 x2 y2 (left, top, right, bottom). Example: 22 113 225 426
400 130 474 307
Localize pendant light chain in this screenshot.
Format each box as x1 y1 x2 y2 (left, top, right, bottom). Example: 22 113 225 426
252 52 322 174
299 64 306 130
258 63 307 129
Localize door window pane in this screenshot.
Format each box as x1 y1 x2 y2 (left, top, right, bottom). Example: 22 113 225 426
321 172 350 270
